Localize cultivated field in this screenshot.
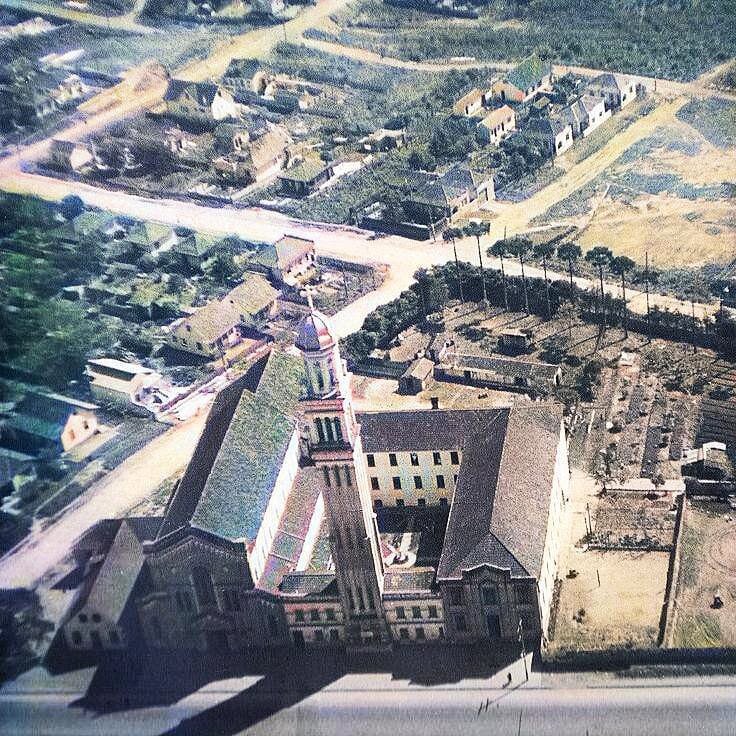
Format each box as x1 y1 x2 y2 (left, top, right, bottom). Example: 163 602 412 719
671 499 736 648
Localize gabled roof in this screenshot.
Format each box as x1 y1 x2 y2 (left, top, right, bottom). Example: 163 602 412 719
445 353 561 381
479 105 515 130
526 116 569 138
437 405 563 580
506 55 552 92
589 72 632 92
170 273 277 345
124 221 172 248
245 124 290 171
158 351 304 545
278 158 331 184
164 79 219 107
251 235 314 271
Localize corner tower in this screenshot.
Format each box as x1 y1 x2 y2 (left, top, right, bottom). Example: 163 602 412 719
296 304 388 646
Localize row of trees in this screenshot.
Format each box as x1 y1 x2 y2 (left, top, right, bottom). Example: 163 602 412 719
342 233 733 366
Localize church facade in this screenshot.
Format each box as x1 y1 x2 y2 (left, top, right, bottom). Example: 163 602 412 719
60 307 569 656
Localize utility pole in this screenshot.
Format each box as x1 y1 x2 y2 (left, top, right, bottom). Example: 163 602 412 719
645 251 651 342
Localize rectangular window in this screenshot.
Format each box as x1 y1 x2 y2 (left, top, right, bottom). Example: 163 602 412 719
399 628 409 640
396 499 405 507
450 451 459 465
417 498 426 507
310 609 320 622
411 606 421 619
455 614 467 632
414 476 423 490
396 606 406 619
410 452 419 466
449 588 462 607
329 629 340 642
333 467 342 488
436 474 445 489
389 453 398 467
191 566 216 610
433 452 442 466
366 454 376 467
295 610 305 622
370 477 380 490
326 608 336 621
322 466 331 488
415 627 425 640
344 466 352 487
439 498 448 507
315 630 324 642
428 606 438 619
392 476 401 490
481 585 499 606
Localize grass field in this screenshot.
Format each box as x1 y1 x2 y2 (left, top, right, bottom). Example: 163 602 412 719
672 500 736 648
535 105 736 269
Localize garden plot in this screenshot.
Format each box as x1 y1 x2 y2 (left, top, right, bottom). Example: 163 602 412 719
671 499 736 648
590 493 678 551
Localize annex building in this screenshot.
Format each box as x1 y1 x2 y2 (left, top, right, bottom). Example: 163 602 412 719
61 308 569 655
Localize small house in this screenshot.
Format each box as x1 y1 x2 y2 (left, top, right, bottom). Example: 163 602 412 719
492 55 553 104
248 235 316 286
1 391 98 457
453 88 485 117
167 274 277 358
358 128 407 153
558 94 610 138
86 358 169 416
278 159 334 197
585 73 637 111
476 105 516 145
398 358 434 395
163 79 239 123
525 116 573 156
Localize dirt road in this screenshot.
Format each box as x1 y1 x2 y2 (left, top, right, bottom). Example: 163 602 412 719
0 411 208 589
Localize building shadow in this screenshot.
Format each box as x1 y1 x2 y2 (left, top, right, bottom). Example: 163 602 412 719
59 643 529 735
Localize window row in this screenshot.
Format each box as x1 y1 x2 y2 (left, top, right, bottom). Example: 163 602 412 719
366 451 460 468
293 607 338 623
70 628 120 646
397 626 443 641
374 498 449 508
370 474 455 491
394 604 440 620
314 417 343 444
322 465 353 489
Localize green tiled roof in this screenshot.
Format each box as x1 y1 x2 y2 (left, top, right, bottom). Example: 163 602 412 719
190 351 306 541
507 54 551 93
278 158 330 183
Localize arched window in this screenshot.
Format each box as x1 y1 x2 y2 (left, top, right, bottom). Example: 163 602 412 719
333 418 343 442
324 418 335 443
314 418 325 443
315 365 324 391
191 566 216 610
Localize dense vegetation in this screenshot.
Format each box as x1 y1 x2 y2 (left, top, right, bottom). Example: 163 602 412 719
319 0 736 81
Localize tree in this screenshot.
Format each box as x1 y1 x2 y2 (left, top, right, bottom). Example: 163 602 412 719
489 239 510 311
464 221 490 305
557 241 582 301
610 255 635 338
533 241 557 319
506 237 532 314
58 195 85 221
585 245 614 331
205 252 239 284
414 268 448 317
443 227 465 303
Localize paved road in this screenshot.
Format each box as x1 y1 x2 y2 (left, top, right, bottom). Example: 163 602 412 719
2 670 735 736
0 411 208 589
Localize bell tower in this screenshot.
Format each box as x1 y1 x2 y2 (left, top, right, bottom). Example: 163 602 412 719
295 300 389 646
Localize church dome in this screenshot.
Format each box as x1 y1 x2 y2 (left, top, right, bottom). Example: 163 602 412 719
295 310 335 352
